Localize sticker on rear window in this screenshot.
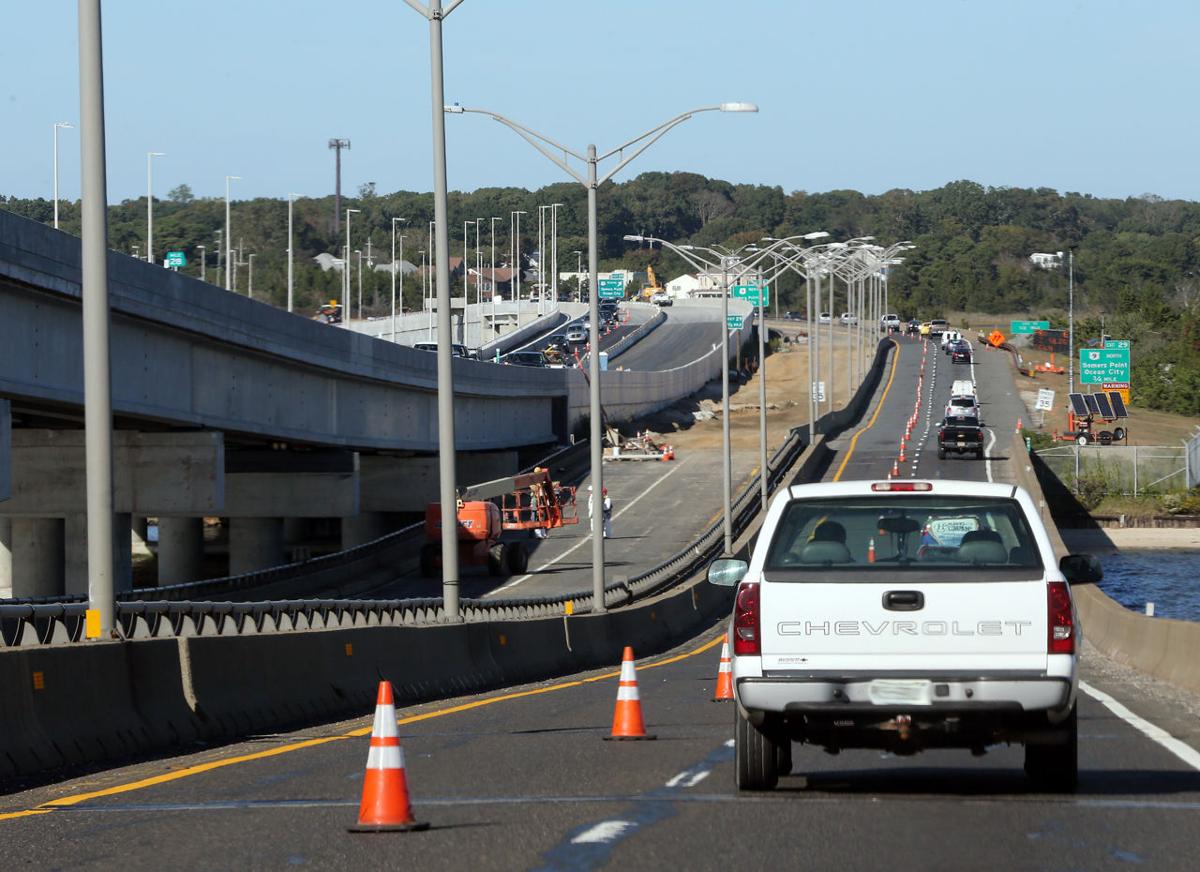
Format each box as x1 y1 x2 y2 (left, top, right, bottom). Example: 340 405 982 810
923 516 979 548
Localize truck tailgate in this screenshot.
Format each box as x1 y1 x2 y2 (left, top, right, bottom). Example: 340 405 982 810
760 580 1047 673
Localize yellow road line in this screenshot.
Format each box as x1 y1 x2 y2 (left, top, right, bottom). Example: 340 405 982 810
833 339 902 482
2 632 725 821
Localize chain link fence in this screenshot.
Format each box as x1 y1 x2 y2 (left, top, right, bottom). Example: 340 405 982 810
1038 444 1188 496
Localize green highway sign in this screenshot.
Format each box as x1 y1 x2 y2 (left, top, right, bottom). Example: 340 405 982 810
165 250 187 268
1079 347 1130 385
727 314 745 329
1104 338 1131 350
1011 320 1050 334
598 276 625 300
731 283 770 305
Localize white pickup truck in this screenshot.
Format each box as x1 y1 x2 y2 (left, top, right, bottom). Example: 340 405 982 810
708 479 1102 792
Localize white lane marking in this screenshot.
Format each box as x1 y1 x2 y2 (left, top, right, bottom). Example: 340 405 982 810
489 459 691 595
984 426 996 483
571 820 637 844
665 768 711 789
1079 681 1200 772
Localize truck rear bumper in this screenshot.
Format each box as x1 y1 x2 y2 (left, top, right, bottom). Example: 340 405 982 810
738 674 1071 714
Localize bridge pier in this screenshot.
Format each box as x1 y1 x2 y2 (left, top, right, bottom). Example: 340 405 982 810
9 518 64 598
65 513 133 597
0 518 12 598
229 517 285 575
157 516 205 585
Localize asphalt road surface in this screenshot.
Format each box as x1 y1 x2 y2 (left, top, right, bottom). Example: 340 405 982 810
612 309 723 372
3 630 1199 870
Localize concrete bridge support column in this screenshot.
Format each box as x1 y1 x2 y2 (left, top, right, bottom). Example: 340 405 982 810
0 518 12 598
65 513 133 597
341 513 390 550
157 517 205 586
10 518 65 598
229 517 284 576
131 516 151 558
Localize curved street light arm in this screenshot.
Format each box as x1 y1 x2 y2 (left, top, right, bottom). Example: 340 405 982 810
451 107 587 182
597 115 703 186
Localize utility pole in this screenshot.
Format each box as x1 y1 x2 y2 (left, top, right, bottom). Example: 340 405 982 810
329 138 350 234
1068 249 1075 394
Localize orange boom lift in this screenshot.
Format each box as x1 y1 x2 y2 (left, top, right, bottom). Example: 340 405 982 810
420 468 579 577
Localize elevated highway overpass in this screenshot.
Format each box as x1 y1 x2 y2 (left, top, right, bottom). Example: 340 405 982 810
0 211 751 597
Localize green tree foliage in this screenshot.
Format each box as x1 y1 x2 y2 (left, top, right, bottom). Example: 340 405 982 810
6 177 1200 416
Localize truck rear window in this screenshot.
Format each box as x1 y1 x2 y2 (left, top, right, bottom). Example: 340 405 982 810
763 496 1042 577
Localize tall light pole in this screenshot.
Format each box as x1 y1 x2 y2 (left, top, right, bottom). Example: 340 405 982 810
574 250 582 300
392 217 407 341
356 249 363 319
79 0 115 637
449 102 757 605
287 193 299 313
1067 249 1075 394
247 252 255 300
512 209 526 305
343 207 360 326
551 202 563 307
224 175 240 290
538 203 551 314
53 121 74 230
197 244 206 283
627 236 769 529
489 215 502 339
146 151 164 264
427 220 435 340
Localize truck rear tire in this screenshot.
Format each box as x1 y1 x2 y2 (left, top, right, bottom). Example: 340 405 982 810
419 544 438 578
505 541 529 574
776 738 793 776
1024 706 1078 792
735 709 779 791
976 448 985 460
938 447 946 460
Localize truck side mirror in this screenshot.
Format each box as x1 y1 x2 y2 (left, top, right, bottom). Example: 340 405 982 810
1059 553 1103 584
707 558 748 587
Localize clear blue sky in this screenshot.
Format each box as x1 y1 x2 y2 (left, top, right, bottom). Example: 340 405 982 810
4 0 1198 204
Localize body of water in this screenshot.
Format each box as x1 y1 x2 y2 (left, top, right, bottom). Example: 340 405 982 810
1098 549 1200 622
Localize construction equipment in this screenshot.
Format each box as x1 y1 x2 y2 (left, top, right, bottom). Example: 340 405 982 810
604 426 675 461
315 300 343 324
638 265 664 302
420 468 578 577
1052 391 1130 445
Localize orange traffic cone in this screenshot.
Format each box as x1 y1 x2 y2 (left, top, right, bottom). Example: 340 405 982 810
891 458 900 477
348 681 429 833
605 646 655 740
713 641 734 702
899 439 907 462
867 538 876 563
1016 418 1023 434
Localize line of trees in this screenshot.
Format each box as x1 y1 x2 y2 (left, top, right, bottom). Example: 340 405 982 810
4 175 1199 416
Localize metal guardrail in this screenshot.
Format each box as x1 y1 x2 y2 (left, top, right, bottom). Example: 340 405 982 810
0 429 806 647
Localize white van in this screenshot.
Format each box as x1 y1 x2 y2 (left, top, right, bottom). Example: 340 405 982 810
940 330 963 351
951 378 975 398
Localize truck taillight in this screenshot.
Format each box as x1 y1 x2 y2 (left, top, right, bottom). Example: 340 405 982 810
1047 580 1075 654
733 582 761 656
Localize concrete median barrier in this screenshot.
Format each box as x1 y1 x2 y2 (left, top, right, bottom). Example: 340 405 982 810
0 573 733 777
